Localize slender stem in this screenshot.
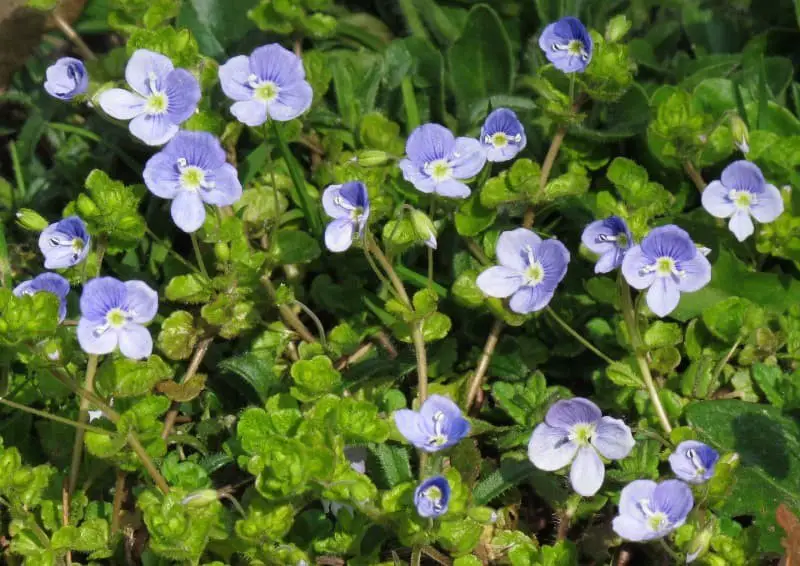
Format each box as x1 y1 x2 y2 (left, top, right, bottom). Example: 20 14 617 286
427 197 436 290
568 73 576 104
465 237 491 266
712 337 742 382
683 161 707 192
421 546 452 566
9 141 25 201
361 244 395 296
264 124 282 241
397 0 429 40
126 433 170 494
294 300 327 348
68 353 100 494
619 279 673 435
556 510 571 541
52 13 96 61
410 546 422 566
657 538 682 562
62 478 72 566
0 397 112 435
161 337 213 439
111 471 125 534
401 77 420 133
523 127 566 229
367 235 427 402
465 319 504 411
546 307 614 364
190 234 209 278
262 276 317 343
146 227 200 272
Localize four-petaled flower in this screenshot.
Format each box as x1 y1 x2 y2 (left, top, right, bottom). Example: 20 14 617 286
476 228 570 314
668 440 720 484
612 479 694 541
39 216 91 269
581 216 633 274
394 394 470 453
480 108 527 162
538 17 593 73
44 57 88 100
143 131 242 233
399 123 486 198
414 476 450 518
621 225 711 318
528 398 635 496
77 277 158 360
13 273 70 322
219 44 313 127
701 160 783 241
322 181 370 253
98 49 200 146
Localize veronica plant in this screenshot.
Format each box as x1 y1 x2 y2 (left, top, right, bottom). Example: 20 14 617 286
669 441 720 484
44 57 88 100
538 17 593 73
322 181 370 253
480 108 526 162
612 480 694 541
414 476 451 518
13 273 70 322
39 216 91 269
394 394 470 452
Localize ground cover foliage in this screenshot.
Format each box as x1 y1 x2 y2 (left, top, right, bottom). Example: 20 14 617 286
2 0 800 564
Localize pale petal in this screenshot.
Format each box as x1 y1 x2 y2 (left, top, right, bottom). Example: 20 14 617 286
325 217 354 253
129 113 179 146
728 210 754 241
434 179 471 198
546 398 602 429
621 245 655 290
528 423 577 471
231 100 268 127
701 181 735 218
496 228 542 272
143 152 181 199
125 49 174 96
475 266 524 298
450 137 487 179
570 446 605 496
124 281 158 323
591 417 635 460
98 88 145 120
218 55 253 101
646 278 680 317
508 285 553 313
677 254 711 293
394 410 426 447
267 80 313 121
170 191 206 233
77 318 118 355
612 515 653 542
202 164 242 206
619 480 658 521
750 184 784 223
118 324 153 360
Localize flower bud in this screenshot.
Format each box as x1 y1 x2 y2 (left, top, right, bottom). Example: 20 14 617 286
468 506 498 524
353 150 390 167
686 526 714 564
214 242 230 262
605 15 631 43
409 209 437 249
181 489 219 508
15 209 48 232
730 115 749 154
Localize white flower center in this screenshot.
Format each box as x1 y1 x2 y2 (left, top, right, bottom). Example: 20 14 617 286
93 307 130 337
334 195 364 224
248 74 280 103
177 158 215 192
144 72 168 115
568 423 595 447
551 40 590 62
423 159 452 182
640 256 685 279
423 486 444 511
427 411 448 447
638 499 670 532
523 245 545 286
729 189 756 210
686 448 706 477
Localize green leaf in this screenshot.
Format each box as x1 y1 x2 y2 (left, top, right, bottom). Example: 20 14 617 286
750 363 794 409
96 355 174 398
176 0 257 59
702 297 765 343
606 360 644 388
448 5 513 120
127 27 200 68
165 274 213 304
51 519 109 552
156 372 207 402
686 400 800 553
157 311 200 361
369 443 412 488
268 229 321 265
644 321 683 348
72 170 146 249
473 454 534 505
218 353 278 402
290 356 342 401
455 193 496 237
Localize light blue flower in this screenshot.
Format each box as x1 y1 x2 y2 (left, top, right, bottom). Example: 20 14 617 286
39 216 91 269
538 17 593 73
668 441 719 484
414 476 450 518
394 395 470 453
581 216 632 274
322 181 370 253
612 480 693 541
44 57 88 100
480 109 526 162
13 273 70 322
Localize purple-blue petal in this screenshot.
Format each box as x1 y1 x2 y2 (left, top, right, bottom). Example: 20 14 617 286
268 80 313 121
640 225 696 262
652 479 694 524
123 280 159 324
545 398 602 430
44 57 88 100
39 216 91 269
508 284 554 313
668 440 719 484
218 55 253 102
538 17 593 73
13 273 70 322
495 228 542 272
414 476 450 518
80 277 127 322
249 44 306 86
449 137 487 179
720 160 765 194
405 123 455 165
621 245 654 290
164 69 201 124
394 409 426 447
536 239 570 290
125 49 173 97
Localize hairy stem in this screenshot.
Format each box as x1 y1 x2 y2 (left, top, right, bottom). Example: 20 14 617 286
262 276 317 343
68 353 99 494
523 127 566 228
620 278 673 435
111 471 126 534
410 546 422 566
546 307 614 364
465 319 504 411
0 397 111 436
190 233 209 278
161 337 213 439
52 12 96 61
294 300 327 348
127 433 170 494
683 161 707 192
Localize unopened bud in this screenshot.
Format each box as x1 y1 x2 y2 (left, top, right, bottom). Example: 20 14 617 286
605 15 631 43
181 489 219 508
354 150 389 167
686 526 714 564
15 209 48 232
468 506 498 524
214 242 230 262
730 115 749 154
409 209 437 250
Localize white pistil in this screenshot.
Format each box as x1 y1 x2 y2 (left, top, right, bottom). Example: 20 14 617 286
686 448 706 476
427 411 448 447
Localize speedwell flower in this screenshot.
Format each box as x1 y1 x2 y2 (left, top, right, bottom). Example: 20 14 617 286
39 216 91 269
621 225 711 318
322 181 370 253
13 273 70 322
581 216 632 274
701 160 783 241
480 108 526 162
399 123 486 198
219 44 313 126
143 131 242 233
394 394 470 453
668 441 719 484
538 17 593 73
476 228 569 314
414 476 450 518
612 479 693 541
528 398 635 497
44 57 88 100
77 277 158 360
98 49 200 146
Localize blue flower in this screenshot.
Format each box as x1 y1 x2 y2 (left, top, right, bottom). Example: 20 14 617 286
393 395 470 453
414 476 450 518
476 228 570 314
399 124 486 198
98 49 201 146
581 216 632 274
528 398 634 497
538 17 593 73
44 57 88 100
322 181 370 253
612 480 693 541
77 277 158 359
39 216 91 269
13 273 70 322
480 109 526 162
143 131 242 233
621 225 711 318
701 160 783 241
668 441 720 484
219 44 313 127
